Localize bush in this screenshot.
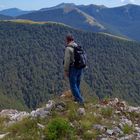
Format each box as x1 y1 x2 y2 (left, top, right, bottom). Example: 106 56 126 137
44 117 75 140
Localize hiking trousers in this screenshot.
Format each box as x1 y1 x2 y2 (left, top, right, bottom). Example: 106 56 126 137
69 66 84 103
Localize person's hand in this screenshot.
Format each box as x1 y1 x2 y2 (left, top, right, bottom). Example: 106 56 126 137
64 71 69 79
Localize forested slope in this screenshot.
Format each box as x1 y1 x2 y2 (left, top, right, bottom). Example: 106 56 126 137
0 21 140 110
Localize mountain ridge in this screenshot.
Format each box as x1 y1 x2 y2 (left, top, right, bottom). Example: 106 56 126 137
16 3 140 41
17 7 106 32
0 8 31 17
0 14 13 20
1 3 140 41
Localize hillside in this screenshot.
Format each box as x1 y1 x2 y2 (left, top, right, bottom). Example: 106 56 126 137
0 14 13 20
0 97 140 139
0 21 140 110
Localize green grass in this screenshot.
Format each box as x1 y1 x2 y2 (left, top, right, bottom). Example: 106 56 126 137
122 124 135 134
100 107 114 118
82 129 101 140
0 116 9 132
5 117 41 140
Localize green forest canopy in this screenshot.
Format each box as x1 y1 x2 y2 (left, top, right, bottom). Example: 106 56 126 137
0 20 140 110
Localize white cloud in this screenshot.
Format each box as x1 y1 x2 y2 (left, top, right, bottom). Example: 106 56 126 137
121 0 135 3
0 4 5 9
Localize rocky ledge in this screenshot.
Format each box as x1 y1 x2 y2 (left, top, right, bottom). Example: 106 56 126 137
0 98 140 140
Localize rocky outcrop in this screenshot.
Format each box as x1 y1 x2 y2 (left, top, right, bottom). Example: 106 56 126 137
0 98 140 139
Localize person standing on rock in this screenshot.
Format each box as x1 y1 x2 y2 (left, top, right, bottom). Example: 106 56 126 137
64 34 87 105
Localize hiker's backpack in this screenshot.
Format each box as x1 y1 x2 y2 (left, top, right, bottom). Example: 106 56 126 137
73 46 87 69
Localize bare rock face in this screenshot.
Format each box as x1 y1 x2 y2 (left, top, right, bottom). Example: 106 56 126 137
0 100 68 121
0 109 18 117
0 109 30 122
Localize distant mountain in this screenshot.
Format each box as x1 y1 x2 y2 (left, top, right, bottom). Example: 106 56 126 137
0 8 31 17
40 3 76 11
0 14 13 20
17 3 106 32
79 4 140 41
0 20 140 110
16 3 140 41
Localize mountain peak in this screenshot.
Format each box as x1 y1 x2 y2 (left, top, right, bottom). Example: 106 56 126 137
40 3 76 11
56 2 76 7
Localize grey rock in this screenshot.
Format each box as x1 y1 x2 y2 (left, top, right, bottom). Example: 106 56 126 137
119 118 133 129
77 108 86 116
127 106 140 113
93 124 107 133
0 109 18 117
135 124 139 127
113 127 124 136
31 108 50 118
119 135 135 140
100 138 108 140
37 123 45 129
55 102 66 108
0 109 29 122
10 111 30 121
0 133 10 139
136 133 140 139
55 102 66 111
135 127 140 133
106 129 114 135
109 98 119 106
45 100 55 111
55 105 65 111
118 123 124 129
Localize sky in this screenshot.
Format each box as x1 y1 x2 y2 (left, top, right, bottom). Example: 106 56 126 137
0 0 140 10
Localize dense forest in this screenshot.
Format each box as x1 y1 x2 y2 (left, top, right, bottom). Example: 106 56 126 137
0 21 140 110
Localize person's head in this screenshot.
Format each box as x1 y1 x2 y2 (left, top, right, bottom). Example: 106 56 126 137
66 34 74 44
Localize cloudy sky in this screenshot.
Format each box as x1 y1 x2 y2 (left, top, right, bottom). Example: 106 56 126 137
0 0 139 10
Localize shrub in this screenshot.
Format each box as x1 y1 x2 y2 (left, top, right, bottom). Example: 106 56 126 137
100 107 113 118
44 117 75 140
122 124 134 134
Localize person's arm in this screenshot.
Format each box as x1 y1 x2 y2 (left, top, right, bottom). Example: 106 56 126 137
64 47 71 77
